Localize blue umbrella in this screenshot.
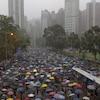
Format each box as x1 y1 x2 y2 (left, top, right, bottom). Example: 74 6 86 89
17 87 25 92
75 89 83 94
73 97 80 100
35 98 41 100
58 95 65 100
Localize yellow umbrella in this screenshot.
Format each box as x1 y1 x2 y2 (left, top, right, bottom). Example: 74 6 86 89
72 82 78 86
26 72 31 75
68 83 74 87
7 98 14 100
50 76 54 80
33 69 37 72
41 84 48 88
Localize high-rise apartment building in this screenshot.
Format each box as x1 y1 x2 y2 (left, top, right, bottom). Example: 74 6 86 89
86 1 100 30
65 0 79 35
41 10 50 36
8 0 24 29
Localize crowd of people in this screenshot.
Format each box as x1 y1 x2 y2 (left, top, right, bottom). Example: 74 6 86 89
0 48 100 100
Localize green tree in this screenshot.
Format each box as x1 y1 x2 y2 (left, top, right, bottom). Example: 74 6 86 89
0 15 30 61
43 24 67 50
84 26 100 65
68 32 80 50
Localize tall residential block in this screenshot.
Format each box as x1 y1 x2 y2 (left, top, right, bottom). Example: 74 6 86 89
65 0 79 35
41 10 50 36
86 1 100 30
8 0 24 29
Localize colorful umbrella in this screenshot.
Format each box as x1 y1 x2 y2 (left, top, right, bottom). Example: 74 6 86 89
41 84 48 88
33 69 37 72
72 82 77 86
6 98 14 100
50 76 54 80
68 83 74 87
26 72 31 75
76 83 82 88
7 91 14 95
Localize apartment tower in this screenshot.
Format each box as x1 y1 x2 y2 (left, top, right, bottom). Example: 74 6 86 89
65 0 79 35
8 0 24 29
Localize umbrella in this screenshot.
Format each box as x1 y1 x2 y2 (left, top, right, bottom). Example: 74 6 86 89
66 80 70 84
6 98 14 100
68 93 75 97
76 84 82 88
68 83 74 87
35 98 41 100
2 88 7 92
87 85 96 90
54 93 60 99
28 93 35 98
33 69 37 72
47 74 51 78
7 91 14 95
17 87 25 92
46 88 53 92
50 77 54 80
61 82 66 86
73 97 80 100
58 95 65 100
75 89 83 94
41 84 48 88
30 75 35 79
35 81 41 87
83 96 90 100
43 93 50 98
45 79 51 83
1 94 8 99
72 82 77 86
28 84 34 88
57 91 65 95
26 72 31 75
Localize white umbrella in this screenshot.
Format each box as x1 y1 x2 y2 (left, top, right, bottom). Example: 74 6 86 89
87 85 96 90
83 96 90 100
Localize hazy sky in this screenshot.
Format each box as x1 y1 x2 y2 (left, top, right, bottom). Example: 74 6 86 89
0 0 99 20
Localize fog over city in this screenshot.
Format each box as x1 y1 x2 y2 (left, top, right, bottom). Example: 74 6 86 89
0 0 99 20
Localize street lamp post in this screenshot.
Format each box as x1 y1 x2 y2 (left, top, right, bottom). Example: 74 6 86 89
5 32 14 61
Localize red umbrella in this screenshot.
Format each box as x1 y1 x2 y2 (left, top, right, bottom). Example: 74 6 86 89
76 84 82 88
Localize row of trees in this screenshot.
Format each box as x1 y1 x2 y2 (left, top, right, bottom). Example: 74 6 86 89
43 25 100 62
0 15 30 61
